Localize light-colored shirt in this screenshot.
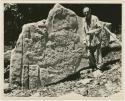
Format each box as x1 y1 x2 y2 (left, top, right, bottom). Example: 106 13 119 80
83 15 101 47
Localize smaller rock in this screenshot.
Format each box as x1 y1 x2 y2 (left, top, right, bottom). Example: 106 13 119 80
42 88 47 92
75 87 88 96
12 84 18 89
4 79 9 83
111 63 119 70
93 70 103 78
32 92 41 97
4 83 12 93
105 81 115 91
80 69 92 79
78 78 92 85
4 50 12 61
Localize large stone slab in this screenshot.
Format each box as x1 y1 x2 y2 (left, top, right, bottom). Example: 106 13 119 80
10 20 47 86
10 4 111 87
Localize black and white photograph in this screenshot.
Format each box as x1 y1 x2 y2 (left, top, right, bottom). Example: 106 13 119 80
3 2 123 99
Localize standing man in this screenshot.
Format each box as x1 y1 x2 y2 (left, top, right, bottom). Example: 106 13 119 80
83 7 103 71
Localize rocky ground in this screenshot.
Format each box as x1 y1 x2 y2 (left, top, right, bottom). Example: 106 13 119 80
4 39 122 97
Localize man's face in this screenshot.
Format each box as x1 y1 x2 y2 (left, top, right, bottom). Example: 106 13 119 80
83 7 91 18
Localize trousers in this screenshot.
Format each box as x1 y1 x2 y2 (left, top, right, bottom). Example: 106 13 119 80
86 44 102 69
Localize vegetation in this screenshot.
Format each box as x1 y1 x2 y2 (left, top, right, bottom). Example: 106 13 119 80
4 3 54 47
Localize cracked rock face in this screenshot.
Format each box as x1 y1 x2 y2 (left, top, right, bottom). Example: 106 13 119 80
9 4 110 88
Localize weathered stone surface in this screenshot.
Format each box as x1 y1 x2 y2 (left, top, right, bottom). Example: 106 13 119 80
80 69 93 79
22 65 29 89
92 70 103 78
10 4 111 87
46 4 78 33
21 65 40 89
10 20 47 86
29 65 40 89
78 78 92 85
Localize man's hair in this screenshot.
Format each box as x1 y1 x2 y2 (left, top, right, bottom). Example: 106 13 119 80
83 6 91 13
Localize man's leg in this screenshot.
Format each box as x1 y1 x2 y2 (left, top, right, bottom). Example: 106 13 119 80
88 48 97 71
96 45 103 69
86 35 90 46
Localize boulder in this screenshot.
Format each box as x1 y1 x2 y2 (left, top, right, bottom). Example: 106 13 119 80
9 4 111 88
10 20 47 86
38 4 87 86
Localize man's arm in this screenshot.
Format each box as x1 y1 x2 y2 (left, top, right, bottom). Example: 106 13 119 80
86 27 101 35
86 16 102 35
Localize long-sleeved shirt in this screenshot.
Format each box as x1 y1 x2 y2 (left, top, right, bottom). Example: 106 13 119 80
83 15 102 47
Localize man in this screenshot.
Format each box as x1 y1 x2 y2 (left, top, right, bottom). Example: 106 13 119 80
83 7 102 71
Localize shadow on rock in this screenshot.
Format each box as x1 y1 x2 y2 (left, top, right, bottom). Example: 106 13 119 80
101 59 120 72
102 44 121 57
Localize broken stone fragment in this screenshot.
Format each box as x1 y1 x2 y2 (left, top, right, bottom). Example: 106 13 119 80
78 78 92 85
80 69 93 79
93 70 103 78
10 20 48 86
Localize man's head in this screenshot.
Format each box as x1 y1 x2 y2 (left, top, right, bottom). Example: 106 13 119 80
83 7 91 18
